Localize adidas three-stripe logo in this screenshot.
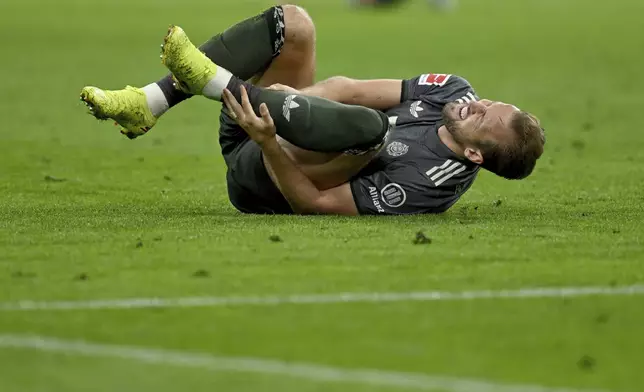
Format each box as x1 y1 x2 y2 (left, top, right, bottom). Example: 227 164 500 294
456 92 477 104
425 160 467 186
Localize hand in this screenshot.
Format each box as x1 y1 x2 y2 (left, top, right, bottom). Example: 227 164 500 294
222 86 276 146
267 83 300 95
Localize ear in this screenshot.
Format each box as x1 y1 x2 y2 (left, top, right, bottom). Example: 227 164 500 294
464 147 484 165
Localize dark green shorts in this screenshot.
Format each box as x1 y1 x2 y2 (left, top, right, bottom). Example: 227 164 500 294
219 110 293 214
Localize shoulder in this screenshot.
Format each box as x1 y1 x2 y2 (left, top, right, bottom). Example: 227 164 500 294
416 74 472 88
402 73 478 104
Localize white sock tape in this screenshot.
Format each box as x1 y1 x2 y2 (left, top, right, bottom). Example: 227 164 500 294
141 83 170 117
202 67 233 100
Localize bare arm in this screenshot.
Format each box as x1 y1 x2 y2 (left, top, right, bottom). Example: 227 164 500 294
261 139 358 215
270 77 403 110
269 141 378 191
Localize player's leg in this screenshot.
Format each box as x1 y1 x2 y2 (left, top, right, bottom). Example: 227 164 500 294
80 5 291 139
162 26 389 154
155 5 295 111
211 6 373 194
218 5 317 164
213 5 328 213
250 6 316 90
244 8 378 187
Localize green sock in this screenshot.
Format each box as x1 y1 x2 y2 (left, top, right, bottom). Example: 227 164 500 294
225 78 389 153
156 6 286 108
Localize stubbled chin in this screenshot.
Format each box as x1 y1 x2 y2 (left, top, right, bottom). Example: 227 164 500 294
442 106 457 129
442 116 457 134
442 102 460 122
442 113 463 138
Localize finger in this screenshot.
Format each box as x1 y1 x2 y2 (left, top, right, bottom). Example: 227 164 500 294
239 85 255 117
221 89 237 119
222 89 231 111
259 103 274 127
224 89 245 120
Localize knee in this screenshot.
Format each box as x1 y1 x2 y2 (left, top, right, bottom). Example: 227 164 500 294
282 5 316 51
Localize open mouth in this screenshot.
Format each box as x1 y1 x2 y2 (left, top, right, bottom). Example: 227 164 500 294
459 105 469 120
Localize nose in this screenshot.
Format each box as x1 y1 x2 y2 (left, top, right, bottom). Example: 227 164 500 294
469 101 487 114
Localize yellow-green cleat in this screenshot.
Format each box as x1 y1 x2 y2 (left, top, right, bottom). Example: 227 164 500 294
160 25 219 96
80 86 157 139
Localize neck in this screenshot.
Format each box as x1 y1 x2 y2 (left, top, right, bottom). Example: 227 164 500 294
437 125 466 158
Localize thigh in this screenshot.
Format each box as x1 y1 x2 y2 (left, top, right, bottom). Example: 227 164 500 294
218 109 249 169
252 5 317 89
225 137 293 215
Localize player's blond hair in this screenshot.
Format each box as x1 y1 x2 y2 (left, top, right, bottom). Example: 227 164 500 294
481 112 545 180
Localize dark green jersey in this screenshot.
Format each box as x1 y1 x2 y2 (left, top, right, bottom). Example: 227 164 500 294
350 74 481 215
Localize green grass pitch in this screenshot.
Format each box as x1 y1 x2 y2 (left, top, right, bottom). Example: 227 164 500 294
1 0 644 391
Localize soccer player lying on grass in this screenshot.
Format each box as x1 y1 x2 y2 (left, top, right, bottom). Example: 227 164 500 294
80 5 545 216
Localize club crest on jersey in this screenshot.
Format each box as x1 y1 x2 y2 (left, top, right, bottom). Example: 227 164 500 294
381 183 406 208
410 101 424 118
386 141 409 157
419 73 451 87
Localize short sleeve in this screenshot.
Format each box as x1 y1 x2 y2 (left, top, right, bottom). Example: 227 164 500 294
401 74 478 104
349 166 458 215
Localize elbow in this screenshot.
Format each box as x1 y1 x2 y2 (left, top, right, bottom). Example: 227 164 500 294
291 197 356 216
291 195 332 215
292 207 320 216
292 200 324 215
325 76 360 104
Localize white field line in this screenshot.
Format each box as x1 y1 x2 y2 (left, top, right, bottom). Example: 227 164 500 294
1 285 643 312
0 334 607 392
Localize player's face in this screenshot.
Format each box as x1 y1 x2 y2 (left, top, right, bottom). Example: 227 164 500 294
442 99 520 160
